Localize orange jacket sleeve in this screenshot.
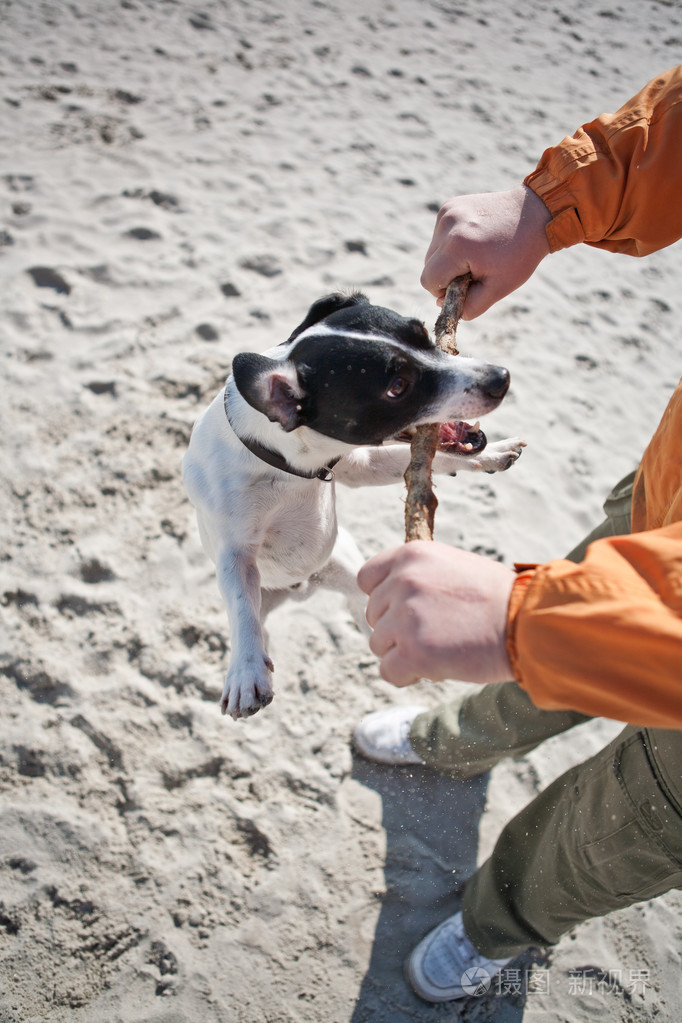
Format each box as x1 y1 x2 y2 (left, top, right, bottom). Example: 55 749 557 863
524 65 682 256
507 524 682 728
507 69 682 727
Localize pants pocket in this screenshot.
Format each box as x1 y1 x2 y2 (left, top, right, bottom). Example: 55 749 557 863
579 732 682 902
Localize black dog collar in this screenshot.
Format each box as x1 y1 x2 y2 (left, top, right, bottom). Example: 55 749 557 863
224 388 340 482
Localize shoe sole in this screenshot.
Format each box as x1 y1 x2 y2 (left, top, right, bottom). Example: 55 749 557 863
405 950 466 1003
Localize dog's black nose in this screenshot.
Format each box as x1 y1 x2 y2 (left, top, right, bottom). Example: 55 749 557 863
483 366 510 400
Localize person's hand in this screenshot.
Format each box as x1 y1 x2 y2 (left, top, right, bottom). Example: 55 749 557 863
421 184 552 319
357 541 516 687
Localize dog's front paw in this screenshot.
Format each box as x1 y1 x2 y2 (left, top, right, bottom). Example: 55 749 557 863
476 437 526 474
221 655 275 720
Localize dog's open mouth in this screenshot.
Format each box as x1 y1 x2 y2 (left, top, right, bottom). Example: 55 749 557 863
396 420 487 455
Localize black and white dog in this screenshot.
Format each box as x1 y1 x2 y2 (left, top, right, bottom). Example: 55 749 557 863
183 293 523 720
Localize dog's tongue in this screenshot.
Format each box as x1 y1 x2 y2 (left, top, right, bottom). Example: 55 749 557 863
438 420 487 454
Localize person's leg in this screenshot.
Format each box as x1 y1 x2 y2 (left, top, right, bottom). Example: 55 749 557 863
462 724 682 958
409 682 589 779
563 469 636 562
409 471 638 778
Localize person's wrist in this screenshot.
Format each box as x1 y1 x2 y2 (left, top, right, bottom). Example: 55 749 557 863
492 566 516 681
519 183 552 255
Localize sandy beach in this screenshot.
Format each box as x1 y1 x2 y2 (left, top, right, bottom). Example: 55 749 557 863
1 1 682 1020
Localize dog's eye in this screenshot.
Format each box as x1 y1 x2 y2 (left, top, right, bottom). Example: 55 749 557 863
387 376 409 399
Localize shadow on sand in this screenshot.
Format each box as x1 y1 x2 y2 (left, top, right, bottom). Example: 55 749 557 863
349 756 543 1023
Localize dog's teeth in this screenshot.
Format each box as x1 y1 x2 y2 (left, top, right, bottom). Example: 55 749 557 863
463 442 474 452
472 421 480 433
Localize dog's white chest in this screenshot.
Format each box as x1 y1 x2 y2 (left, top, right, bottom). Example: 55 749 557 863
256 482 338 590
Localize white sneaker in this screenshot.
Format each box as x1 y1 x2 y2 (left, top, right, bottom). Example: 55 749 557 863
407 911 515 1002
353 706 427 766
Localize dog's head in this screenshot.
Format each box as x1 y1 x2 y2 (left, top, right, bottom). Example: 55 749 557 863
231 293 510 449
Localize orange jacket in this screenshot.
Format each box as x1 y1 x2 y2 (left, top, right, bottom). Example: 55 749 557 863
506 67 682 728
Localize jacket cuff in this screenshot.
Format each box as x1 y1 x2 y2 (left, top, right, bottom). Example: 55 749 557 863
505 567 536 683
524 168 586 252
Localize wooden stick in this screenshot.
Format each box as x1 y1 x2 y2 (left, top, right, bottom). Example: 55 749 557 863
404 273 471 542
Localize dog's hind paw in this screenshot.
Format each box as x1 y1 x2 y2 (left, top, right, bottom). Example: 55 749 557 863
221 656 275 720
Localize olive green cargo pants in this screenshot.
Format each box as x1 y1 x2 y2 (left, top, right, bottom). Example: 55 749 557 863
409 473 682 957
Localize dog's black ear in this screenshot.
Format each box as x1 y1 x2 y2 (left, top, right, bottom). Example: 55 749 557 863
232 352 307 432
286 292 369 343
